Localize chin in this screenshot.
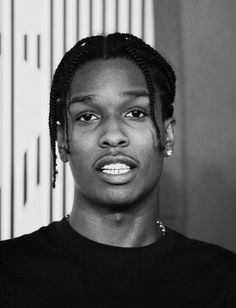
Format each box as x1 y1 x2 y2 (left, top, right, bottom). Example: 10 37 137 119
95 189 144 211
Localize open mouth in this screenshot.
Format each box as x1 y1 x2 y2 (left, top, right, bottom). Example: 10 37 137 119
95 155 138 184
101 163 132 175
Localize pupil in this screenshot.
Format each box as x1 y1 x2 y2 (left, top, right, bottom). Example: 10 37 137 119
84 114 91 120
133 110 140 117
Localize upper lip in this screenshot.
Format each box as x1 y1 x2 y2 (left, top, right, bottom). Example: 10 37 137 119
95 155 138 171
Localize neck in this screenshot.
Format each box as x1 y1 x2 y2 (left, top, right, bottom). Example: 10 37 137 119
68 187 162 248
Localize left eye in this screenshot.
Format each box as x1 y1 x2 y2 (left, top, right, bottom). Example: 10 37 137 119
77 113 99 122
125 109 146 118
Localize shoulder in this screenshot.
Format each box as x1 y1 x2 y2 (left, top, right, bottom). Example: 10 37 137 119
168 227 236 257
166 227 236 271
166 229 236 304
0 226 44 259
0 220 62 273
0 223 51 250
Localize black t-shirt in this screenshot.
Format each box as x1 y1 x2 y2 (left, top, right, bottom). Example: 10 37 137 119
0 218 236 307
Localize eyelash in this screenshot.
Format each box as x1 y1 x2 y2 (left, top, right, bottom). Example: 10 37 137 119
76 112 99 122
76 108 148 122
125 108 148 119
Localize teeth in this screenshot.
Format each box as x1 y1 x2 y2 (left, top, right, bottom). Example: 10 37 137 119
102 169 130 175
102 163 130 170
101 163 131 175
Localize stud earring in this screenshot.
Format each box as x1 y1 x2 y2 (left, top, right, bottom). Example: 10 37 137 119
165 149 173 157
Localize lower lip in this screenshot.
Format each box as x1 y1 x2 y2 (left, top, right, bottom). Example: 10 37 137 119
96 168 137 184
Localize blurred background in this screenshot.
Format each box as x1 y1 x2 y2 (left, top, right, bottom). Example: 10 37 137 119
0 0 235 252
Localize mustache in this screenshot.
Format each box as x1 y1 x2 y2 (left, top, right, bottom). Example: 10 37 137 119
94 151 139 171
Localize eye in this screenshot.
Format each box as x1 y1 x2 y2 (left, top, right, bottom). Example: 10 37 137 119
77 112 99 122
125 108 147 119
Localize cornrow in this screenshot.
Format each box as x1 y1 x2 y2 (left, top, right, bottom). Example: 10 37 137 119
49 32 176 188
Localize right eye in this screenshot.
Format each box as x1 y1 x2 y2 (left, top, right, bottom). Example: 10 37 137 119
76 112 99 122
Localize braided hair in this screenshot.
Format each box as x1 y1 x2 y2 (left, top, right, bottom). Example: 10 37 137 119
49 33 176 188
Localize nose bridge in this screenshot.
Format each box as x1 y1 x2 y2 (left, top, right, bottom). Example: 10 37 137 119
98 114 129 148
106 114 122 131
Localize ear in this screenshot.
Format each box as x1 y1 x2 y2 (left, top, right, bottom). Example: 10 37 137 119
57 125 69 163
163 117 176 157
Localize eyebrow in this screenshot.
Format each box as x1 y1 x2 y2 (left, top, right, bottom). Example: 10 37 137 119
68 90 150 107
122 90 150 98
68 95 96 107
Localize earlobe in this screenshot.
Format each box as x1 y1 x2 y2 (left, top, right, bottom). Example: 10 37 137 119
163 117 176 157
57 125 69 163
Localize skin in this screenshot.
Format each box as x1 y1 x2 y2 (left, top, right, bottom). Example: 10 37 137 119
57 58 175 247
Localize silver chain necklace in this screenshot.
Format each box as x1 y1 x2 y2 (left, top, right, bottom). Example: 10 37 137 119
65 214 166 237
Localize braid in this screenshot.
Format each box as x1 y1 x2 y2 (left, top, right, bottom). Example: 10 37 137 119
60 50 88 153
125 46 165 152
49 41 98 187
49 46 78 187
49 75 61 188
124 33 175 118
125 33 176 85
49 96 58 188
49 32 176 187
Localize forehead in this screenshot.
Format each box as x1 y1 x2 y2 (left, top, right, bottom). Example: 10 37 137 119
69 58 148 96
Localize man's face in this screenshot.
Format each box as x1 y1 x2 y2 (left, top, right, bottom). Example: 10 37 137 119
59 58 166 209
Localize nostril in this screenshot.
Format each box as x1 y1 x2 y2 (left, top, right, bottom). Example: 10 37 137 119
100 138 129 148
118 139 128 146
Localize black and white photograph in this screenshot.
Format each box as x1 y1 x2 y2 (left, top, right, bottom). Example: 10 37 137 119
0 0 236 306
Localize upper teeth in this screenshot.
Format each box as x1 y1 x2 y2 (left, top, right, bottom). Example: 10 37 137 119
102 163 130 170
101 163 131 174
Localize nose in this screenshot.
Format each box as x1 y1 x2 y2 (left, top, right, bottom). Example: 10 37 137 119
98 118 129 148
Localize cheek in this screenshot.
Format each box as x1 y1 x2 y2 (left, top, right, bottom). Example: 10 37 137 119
69 123 96 150
136 125 163 174
131 127 160 168
68 130 95 169
139 125 160 154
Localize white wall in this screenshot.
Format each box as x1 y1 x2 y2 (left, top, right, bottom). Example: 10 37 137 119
0 0 155 239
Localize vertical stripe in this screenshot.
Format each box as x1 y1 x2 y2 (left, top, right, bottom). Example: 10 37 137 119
177 8 187 232
11 0 15 238
63 0 67 217
141 0 145 39
115 0 118 31
76 0 79 40
89 0 92 36
24 34 27 61
0 32 1 55
49 0 54 223
102 0 105 33
63 0 66 52
128 0 132 33
23 152 27 205
37 34 41 68
0 187 2 240
37 136 40 185
63 165 66 216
